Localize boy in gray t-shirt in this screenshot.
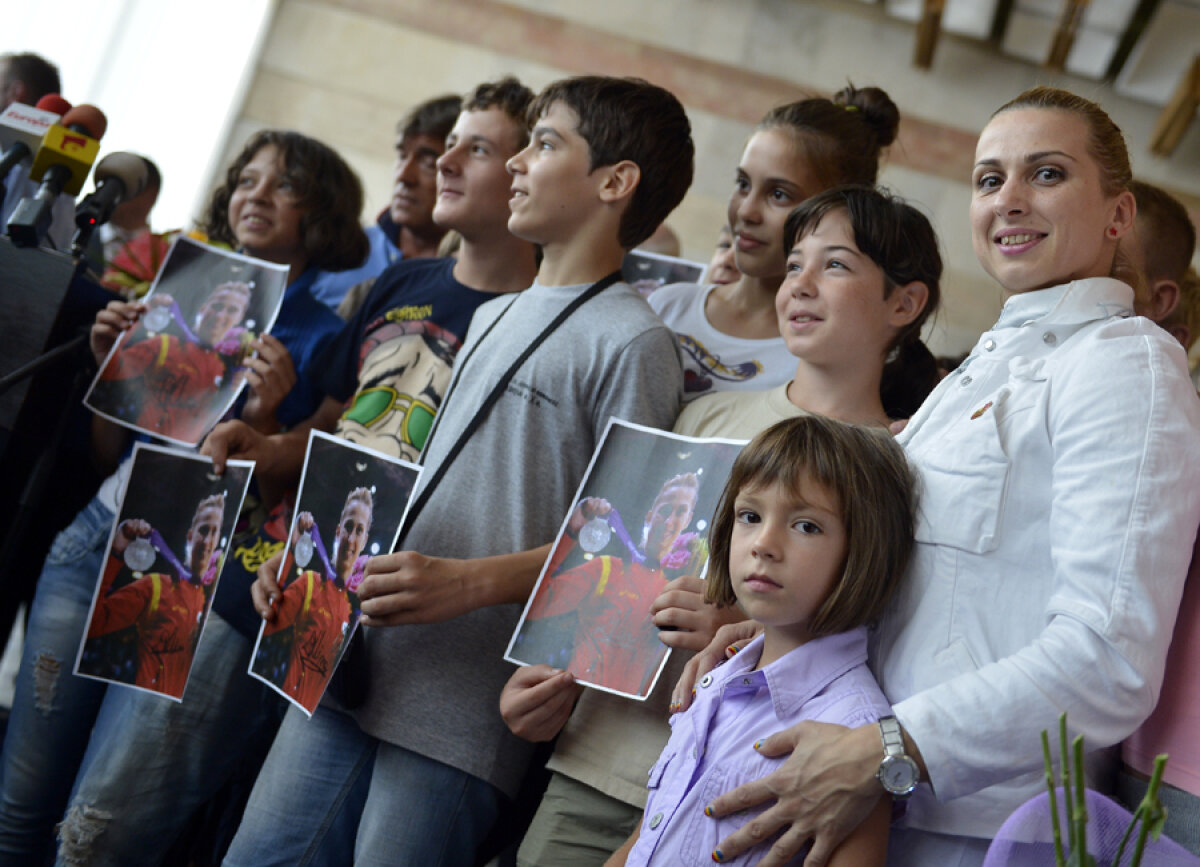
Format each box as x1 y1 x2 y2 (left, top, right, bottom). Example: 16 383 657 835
226 76 692 866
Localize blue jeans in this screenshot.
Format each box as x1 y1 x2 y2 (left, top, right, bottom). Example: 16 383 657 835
0 496 115 866
54 612 285 867
224 703 504 866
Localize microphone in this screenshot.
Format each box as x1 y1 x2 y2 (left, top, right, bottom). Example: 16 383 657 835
29 104 106 195
7 104 106 247
35 95 72 117
72 152 150 250
0 95 69 197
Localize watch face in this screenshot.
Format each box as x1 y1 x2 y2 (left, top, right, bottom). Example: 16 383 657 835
879 755 919 796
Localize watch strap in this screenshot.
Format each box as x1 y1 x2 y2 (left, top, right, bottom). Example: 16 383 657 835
879 715 905 757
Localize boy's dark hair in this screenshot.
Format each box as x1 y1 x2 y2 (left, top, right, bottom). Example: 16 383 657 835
528 76 694 249
464 76 535 149
1130 180 1196 286
1 52 61 102
202 130 368 272
398 94 462 144
761 84 900 189
706 416 916 637
784 185 943 419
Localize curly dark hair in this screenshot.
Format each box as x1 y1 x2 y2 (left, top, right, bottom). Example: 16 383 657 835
202 130 368 273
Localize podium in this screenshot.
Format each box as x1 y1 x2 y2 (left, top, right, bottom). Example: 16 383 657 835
0 238 111 647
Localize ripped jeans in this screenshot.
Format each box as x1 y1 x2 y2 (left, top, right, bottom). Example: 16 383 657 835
0 495 114 865
54 612 285 866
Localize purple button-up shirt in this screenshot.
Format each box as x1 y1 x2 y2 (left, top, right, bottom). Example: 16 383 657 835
627 627 891 866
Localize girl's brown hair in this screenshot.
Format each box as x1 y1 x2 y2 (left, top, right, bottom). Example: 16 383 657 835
761 84 900 189
705 416 916 637
784 185 943 420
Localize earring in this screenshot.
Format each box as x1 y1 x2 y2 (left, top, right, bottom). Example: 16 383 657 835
1108 227 1119 238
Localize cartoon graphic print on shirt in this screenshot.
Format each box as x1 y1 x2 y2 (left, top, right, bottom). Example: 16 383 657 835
676 332 763 395
335 319 459 461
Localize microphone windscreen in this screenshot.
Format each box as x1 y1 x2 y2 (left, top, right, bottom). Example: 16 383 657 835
61 104 107 140
35 94 72 116
94 152 149 197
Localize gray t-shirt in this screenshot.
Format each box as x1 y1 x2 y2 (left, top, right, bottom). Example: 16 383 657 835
351 279 683 797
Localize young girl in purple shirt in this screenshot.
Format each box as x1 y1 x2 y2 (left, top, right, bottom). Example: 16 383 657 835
615 414 917 866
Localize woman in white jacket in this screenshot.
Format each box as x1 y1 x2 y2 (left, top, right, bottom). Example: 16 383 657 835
679 87 1200 867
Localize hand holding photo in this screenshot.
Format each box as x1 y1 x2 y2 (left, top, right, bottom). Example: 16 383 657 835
75 444 254 700
507 420 743 699
248 431 420 716
84 236 289 446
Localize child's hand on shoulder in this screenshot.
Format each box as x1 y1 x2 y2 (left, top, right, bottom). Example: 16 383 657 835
669 620 761 713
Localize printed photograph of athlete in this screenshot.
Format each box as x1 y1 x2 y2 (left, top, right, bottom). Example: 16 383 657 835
85 236 289 446
508 421 741 698
75 444 254 699
248 431 420 715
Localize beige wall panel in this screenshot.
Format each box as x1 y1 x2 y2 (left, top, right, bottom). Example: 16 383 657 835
225 0 1198 346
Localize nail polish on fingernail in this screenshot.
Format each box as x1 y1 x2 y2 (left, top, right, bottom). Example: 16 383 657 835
726 644 740 656
754 739 762 750
704 804 715 817
712 848 724 862
691 687 697 697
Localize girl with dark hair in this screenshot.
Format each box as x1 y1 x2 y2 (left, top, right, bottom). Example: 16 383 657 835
0 130 367 865
677 185 941 438
203 129 368 279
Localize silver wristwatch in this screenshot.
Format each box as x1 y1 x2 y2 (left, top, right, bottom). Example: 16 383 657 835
876 715 919 799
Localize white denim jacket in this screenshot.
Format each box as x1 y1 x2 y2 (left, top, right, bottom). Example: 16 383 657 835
877 278 1200 838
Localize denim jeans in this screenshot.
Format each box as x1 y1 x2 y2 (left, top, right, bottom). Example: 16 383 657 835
0 496 114 866
54 612 286 867
223 703 504 866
